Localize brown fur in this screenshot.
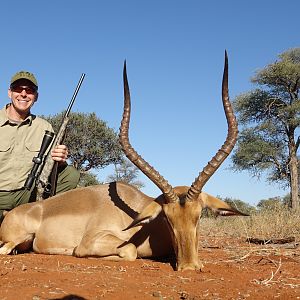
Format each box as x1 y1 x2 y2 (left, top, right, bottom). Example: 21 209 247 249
0 182 246 270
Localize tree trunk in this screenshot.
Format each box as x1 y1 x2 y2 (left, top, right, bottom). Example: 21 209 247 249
288 141 300 210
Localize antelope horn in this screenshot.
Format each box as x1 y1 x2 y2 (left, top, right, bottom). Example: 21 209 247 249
119 61 179 203
186 51 238 202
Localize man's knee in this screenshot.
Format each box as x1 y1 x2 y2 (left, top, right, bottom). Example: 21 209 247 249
56 165 80 193
66 166 80 189
0 189 32 211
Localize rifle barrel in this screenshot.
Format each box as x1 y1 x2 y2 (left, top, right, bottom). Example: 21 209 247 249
65 73 86 116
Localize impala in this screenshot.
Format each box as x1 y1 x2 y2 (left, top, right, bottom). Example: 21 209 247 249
0 52 246 271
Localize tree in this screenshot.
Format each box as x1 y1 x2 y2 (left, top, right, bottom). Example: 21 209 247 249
78 172 101 187
201 196 255 217
232 48 300 210
106 158 145 190
257 196 285 211
223 197 256 215
44 112 123 176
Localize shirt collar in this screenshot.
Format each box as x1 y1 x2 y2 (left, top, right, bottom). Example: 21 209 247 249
0 104 34 126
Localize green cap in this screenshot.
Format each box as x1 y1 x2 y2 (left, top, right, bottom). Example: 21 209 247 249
10 71 38 88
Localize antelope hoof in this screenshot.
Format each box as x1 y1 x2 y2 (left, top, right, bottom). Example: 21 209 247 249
177 261 204 271
0 242 16 255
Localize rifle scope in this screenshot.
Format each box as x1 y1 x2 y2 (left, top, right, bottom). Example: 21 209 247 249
24 130 55 190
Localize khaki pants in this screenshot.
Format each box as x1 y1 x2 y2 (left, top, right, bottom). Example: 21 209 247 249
0 165 80 222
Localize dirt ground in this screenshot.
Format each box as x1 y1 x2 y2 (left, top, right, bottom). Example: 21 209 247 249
0 236 299 300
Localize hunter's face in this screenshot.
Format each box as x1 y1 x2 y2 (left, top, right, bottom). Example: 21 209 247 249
8 79 38 117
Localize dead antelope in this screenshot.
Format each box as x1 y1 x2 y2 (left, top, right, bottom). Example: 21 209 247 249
0 52 247 271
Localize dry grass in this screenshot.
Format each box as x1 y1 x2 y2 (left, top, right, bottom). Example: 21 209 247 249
199 207 300 277
199 207 300 242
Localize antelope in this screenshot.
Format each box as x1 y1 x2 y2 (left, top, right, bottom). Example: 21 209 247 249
0 52 247 271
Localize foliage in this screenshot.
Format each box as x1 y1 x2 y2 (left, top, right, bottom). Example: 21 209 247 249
78 172 102 187
231 48 300 209
223 197 256 215
106 158 145 190
256 196 285 211
231 126 288 185
44 112 123 173
201 196 256 218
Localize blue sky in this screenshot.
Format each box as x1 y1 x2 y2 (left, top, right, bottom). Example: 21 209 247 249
0 1 299 205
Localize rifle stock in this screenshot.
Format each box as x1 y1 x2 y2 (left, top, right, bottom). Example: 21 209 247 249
36 117 70 200
26 73 85 200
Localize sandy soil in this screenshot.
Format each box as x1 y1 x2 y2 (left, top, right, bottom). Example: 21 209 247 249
0 236 299 300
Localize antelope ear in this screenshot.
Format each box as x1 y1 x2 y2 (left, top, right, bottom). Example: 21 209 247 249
200 192 249 216
123 202 163 231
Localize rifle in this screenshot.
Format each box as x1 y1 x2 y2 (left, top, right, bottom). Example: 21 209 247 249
24 73 85 200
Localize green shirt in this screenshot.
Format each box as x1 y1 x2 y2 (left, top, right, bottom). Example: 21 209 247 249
0 104 53 191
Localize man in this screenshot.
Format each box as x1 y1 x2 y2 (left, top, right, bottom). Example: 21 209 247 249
0 71 80 222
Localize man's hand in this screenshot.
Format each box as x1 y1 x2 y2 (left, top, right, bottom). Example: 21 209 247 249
51 145 68 164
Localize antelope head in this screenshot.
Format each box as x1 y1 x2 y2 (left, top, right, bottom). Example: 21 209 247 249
119 52 239 271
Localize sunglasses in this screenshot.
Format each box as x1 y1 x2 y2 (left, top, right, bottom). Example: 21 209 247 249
11 86 37 95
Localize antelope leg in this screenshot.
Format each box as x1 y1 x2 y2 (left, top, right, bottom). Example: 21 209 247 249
73 230 137 261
